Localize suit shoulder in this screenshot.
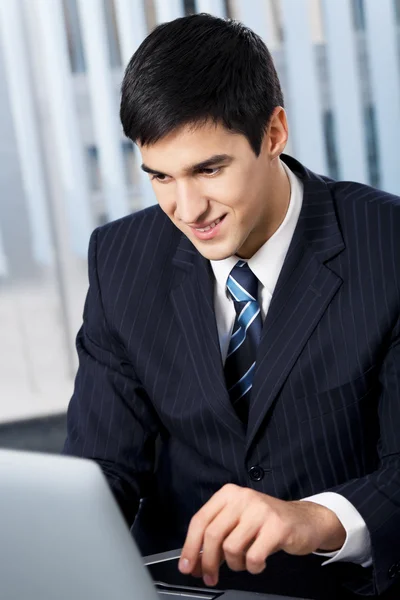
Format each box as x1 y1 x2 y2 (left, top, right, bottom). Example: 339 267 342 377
96 204 172 239
89 205 180 277
329 180 400 214
93 205 177 258
329 180 400 254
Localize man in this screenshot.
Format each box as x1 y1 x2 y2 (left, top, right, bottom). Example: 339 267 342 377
63 13 400 600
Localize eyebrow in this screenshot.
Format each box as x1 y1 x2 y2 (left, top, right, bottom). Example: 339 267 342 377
140 154 233 177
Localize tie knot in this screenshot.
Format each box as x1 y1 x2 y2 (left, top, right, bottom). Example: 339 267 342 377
226 260 259 304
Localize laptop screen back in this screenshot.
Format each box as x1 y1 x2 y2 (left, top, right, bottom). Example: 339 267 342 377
0 450 159 600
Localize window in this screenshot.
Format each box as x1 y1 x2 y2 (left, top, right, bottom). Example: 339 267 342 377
351 0 366 31
86 145 101 191
270 0 284 43
103 0 122 68
323 110 339 180
184 0 196 15
86 142 138 191
62 0 86 73
122 141 136 187
395 0 400 24
364 105 380 188
224 0 233 19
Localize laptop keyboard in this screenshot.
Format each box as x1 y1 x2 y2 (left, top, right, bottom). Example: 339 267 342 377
156 582 220 600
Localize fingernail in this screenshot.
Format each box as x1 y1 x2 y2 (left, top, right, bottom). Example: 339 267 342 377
179 558 190 573
204 575 216 587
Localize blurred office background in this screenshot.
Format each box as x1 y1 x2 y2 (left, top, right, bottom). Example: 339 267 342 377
0 0 399 450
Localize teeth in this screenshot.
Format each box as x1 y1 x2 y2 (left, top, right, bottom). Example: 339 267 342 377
196 217 221 232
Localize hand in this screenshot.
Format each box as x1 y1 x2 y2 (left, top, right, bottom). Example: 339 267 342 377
178 484 346 587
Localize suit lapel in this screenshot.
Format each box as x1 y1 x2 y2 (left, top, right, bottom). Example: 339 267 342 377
246 158 345 453
169 157 346 451
170 235 245 441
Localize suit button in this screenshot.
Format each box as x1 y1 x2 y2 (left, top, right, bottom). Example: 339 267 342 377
388 565 398 578
249 466 264 481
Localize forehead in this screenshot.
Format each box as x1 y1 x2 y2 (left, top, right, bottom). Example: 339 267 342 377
138 122 249 174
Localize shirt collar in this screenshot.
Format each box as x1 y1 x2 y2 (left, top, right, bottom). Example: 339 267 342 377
210 160 303 297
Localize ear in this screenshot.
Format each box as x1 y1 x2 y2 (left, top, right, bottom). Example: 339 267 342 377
263 107 288 158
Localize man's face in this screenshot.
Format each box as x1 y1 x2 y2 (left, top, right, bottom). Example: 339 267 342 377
138 118 286 260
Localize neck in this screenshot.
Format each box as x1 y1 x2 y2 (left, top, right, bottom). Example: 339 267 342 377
268 157 291 233
236 157 291 260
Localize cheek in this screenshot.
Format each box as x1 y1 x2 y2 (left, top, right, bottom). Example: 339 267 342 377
233 193 263 233
209 175 246 211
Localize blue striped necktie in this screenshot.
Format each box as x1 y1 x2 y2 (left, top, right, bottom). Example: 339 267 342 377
224 260 263 424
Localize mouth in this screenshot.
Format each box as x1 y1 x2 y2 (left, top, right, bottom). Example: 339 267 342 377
190 215 227 241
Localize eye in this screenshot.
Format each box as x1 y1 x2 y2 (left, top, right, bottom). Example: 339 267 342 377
150 173 171 183
200 167 221 176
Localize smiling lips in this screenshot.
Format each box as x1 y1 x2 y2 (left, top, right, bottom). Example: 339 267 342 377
190 215 226 240
194 217 223 232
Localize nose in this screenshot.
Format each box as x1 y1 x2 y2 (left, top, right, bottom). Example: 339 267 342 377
175 180 208 224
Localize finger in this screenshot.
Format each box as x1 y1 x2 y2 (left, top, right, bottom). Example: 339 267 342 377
179 493 228 574
191 552 204 578
191 552 225 579
223 547 246 573
222 518 261 572
245 524 281 575
202 547 225 586
201 511 240 585
191 562 203 578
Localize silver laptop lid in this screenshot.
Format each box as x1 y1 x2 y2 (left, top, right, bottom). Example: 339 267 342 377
0 449 159 600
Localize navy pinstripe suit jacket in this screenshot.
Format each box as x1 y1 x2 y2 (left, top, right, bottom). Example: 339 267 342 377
64 155 400 599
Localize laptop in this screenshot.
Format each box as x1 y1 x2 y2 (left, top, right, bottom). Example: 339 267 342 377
0 449 305 599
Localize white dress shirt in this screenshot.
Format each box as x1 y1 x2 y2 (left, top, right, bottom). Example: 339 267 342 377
210 160 372 568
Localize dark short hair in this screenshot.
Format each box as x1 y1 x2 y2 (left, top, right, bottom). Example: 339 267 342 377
120 13 284 156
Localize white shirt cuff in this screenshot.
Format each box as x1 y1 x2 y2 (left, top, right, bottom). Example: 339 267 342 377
301 492 372 568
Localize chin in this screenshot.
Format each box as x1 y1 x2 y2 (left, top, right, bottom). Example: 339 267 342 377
187 232 239 261
196 245 237 261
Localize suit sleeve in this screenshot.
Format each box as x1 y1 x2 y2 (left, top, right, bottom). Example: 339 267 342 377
63 228 161 527
328 315 400 596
